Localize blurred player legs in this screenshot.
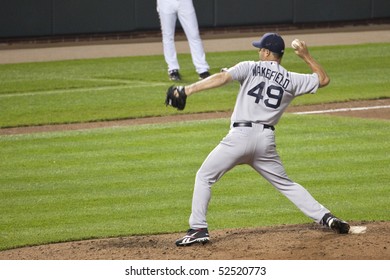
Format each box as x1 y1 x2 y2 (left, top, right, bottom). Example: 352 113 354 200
157 0 210 80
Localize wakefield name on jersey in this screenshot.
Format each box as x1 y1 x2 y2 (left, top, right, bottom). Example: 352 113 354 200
252 64 290 89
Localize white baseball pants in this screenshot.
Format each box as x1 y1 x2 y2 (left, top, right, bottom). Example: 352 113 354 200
157 0 209 74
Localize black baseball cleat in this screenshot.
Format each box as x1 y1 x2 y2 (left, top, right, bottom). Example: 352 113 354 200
199 71 211 80
169 69 181 81
175 228 210 246
321 213 350 234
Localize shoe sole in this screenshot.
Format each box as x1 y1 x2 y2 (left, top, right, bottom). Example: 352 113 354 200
176 237 210 247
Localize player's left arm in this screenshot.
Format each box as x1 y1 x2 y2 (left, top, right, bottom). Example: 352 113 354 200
184 71 233 97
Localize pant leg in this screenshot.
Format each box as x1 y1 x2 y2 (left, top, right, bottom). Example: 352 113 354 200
157 9 180 72
251 128 329 223
189 127 250 229
177 2 209 74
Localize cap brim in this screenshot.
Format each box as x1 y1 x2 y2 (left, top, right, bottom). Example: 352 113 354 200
252 41 262 48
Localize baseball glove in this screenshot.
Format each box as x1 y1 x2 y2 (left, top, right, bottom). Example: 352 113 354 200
165 85 187 110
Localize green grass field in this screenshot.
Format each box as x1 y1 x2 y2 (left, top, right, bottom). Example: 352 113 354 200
0 43 389 251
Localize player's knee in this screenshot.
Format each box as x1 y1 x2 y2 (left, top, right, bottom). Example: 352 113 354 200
195 169 217 186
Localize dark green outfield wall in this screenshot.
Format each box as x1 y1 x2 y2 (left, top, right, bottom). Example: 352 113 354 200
1 0 389 38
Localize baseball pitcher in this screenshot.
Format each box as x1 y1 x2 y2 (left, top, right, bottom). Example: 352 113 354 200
165 33 350 246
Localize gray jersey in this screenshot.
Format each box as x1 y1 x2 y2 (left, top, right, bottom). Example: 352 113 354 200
228 61 319 125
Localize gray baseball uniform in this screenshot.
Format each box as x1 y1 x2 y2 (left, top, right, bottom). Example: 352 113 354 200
189 60 330 229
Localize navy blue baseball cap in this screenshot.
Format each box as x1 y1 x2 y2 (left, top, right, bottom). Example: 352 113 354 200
252 33 285 55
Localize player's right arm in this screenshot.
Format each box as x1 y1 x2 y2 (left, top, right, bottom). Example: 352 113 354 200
293 41 330 88
184 71 233 96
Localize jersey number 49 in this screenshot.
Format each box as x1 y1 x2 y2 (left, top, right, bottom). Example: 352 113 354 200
247 82 284 109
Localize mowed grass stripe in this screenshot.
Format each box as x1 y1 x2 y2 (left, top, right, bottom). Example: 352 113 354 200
0 79 167 98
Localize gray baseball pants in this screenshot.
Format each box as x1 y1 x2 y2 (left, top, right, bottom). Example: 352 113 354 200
189 123 329 229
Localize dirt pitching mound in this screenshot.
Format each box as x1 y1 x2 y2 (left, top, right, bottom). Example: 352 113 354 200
1 221 389 260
